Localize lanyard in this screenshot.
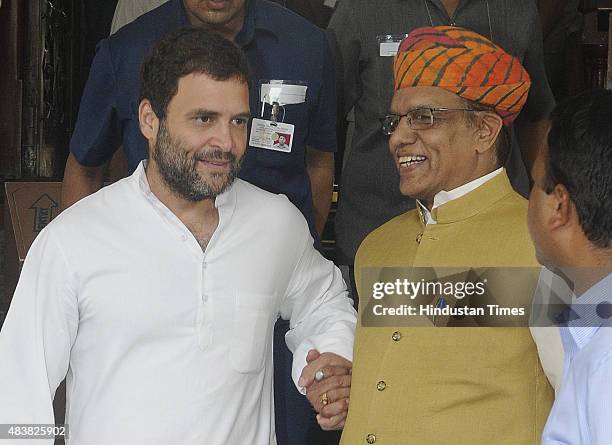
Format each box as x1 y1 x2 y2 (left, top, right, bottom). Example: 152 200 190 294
423 0 494 41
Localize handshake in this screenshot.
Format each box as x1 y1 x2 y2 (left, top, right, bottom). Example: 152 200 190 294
298 350 352 430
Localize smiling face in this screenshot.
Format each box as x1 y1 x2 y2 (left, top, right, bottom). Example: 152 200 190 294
144 72 250 201
388 86 497 205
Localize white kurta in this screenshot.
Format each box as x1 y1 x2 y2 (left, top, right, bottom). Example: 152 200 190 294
0 163 357 445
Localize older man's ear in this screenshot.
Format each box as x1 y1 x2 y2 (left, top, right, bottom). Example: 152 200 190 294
474 111 503 155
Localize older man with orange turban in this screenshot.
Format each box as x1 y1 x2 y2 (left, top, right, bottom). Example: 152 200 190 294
311 26 557 444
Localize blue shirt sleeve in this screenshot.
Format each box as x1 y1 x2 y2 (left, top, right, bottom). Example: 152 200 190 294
69 39 122 167
305 34 337 153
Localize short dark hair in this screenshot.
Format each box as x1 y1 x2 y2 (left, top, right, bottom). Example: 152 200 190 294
463 99 510 167
546 89 612 248
140 27 249 120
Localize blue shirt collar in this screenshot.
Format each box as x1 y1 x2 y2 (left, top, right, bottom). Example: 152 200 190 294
565 273 612 349
175 0 278 47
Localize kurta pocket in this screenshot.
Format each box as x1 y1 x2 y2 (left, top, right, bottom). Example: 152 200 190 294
230 293 277 373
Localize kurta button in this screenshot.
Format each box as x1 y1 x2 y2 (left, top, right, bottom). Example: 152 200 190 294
202 294 208 303
391 331 402 341
366 433 376 444
376 381 386 391
416 233 423 244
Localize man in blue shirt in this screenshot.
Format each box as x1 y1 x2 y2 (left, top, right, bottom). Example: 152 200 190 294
61 1 338 443
527 89 612 444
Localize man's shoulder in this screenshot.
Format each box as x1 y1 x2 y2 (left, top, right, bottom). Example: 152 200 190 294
483 188 529 224
106 0 181 58
330 0 378 19
233 179 302 217
257 0 326 41
463 188 534 254
499 0 538 15
232 179 310 242
53 177 136 229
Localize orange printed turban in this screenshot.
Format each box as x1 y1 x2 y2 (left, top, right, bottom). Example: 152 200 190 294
394 26 531 126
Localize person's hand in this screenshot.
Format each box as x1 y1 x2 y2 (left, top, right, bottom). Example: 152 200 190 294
299 349 352 430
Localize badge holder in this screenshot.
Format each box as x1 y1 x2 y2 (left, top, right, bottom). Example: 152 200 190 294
249 80 307 154
376 34 409 57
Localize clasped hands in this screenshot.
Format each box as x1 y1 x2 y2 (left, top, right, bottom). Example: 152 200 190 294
298 349 352 430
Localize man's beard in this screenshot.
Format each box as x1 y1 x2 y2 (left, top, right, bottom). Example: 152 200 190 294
152 120 242 202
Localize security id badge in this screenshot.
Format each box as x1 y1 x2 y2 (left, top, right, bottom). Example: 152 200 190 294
377 34 409 57
249 119 295 153
250 80 305 153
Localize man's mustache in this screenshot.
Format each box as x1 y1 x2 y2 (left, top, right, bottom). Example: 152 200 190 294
193 149 238 163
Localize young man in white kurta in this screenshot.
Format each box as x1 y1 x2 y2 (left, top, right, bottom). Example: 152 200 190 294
0 27 356 444
0 163 355 444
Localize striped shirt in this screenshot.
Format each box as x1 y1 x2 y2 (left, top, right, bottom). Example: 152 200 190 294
542 273 612 444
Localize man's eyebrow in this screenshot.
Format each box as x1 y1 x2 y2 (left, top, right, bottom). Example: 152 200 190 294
389 104 434 114
186 109 220 118
233 112 252 120
186 109 251 120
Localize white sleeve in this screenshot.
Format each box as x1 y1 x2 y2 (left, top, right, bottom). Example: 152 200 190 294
530 268 571 392
0 228 78 436
110 0 132 35
530 326 564 392
281 231 357 394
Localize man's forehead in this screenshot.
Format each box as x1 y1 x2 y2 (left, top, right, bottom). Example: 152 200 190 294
176 72 247 91
170 73 249 113
390 86 463 112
